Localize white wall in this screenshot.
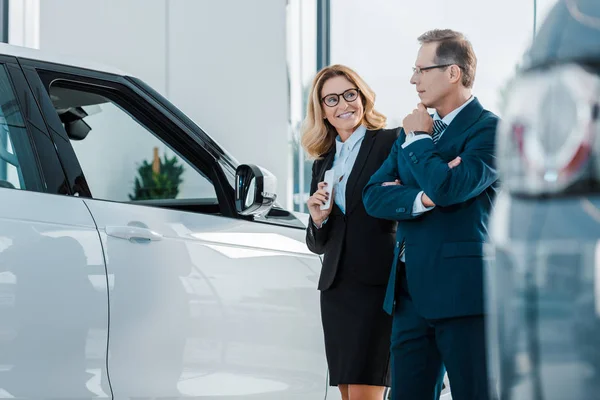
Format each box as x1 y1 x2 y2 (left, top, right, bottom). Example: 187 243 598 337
8 0 39 49
330 0 560 127
10 0 290 206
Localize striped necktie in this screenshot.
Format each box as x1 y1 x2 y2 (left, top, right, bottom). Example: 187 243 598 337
398 120 447 261
432 120 448 144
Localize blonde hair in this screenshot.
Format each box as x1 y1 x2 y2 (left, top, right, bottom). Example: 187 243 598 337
301 64 386 159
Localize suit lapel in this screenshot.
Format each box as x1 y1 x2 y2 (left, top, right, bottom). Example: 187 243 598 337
317 149 335 182
436 97 484 146
345 130 376 215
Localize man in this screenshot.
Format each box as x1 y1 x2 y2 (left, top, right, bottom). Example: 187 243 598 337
363 29 499 400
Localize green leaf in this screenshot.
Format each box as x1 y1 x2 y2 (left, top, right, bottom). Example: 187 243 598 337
129 151 185 200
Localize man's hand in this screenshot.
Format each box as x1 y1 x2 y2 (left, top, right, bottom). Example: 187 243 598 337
382 179 402 186
448 156 462 169
421 192 435 207
403 103 433 134
420 157 462 208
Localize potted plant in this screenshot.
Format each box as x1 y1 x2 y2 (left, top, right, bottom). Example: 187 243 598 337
129 147 184 200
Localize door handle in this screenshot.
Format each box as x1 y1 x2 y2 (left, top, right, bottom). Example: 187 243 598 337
105 226 163 242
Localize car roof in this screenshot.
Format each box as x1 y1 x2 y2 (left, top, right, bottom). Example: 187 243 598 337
0 43 240 174
0 42 128 76
525 0 600 70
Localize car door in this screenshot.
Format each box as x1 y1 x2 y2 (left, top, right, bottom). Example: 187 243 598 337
0 56 110 400
22 60 329 400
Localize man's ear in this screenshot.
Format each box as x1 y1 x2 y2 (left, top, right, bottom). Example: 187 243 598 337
449 65 462 84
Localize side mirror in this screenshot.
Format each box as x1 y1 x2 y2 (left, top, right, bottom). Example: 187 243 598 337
60 107 91 141
235 164 277 216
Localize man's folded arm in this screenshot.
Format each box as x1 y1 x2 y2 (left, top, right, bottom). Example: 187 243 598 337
363 139 424 221
402 119 498 207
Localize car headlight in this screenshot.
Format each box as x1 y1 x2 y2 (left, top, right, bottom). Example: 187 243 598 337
497 63 600 196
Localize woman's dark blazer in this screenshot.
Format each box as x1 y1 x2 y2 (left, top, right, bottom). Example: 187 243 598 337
306 128 400 290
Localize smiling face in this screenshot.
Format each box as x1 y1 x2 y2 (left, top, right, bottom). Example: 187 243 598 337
320 75 364 137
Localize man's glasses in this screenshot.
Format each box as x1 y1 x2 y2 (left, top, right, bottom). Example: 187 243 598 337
412 64 456 75
321 88 360 107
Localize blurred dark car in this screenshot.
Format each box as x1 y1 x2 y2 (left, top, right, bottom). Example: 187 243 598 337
487 0 600 399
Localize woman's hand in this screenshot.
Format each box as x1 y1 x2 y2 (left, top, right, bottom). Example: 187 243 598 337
307 181 334 227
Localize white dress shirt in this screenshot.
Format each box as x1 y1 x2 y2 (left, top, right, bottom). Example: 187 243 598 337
332 125 367 214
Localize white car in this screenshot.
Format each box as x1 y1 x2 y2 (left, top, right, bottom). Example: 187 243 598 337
0 43 331 399
0 43 455 400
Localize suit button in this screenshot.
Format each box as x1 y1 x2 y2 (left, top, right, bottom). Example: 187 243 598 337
408 152 414 156
396 241 400 248
396 207 406 213
412 159 418 164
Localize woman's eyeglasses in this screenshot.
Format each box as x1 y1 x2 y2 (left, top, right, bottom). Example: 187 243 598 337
321 88 360 108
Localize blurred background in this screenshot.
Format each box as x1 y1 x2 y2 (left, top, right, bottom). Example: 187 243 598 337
3 0 558 212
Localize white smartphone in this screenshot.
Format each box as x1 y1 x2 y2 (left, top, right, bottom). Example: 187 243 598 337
320 168 335 210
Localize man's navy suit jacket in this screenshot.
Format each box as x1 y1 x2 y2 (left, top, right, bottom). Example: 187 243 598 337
363 97 500 319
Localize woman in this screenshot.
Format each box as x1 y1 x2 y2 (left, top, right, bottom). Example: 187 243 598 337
302 64 398 400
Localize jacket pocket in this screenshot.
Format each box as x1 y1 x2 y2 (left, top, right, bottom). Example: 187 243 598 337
442 241 484 258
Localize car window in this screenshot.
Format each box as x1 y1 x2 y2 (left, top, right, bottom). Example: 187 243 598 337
47 81 217 203
0 67 38 191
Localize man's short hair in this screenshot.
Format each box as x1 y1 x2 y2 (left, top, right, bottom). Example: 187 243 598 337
418 29 477 88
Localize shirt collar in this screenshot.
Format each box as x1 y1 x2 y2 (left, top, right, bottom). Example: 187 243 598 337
433 95 475 125
336 124 367 154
